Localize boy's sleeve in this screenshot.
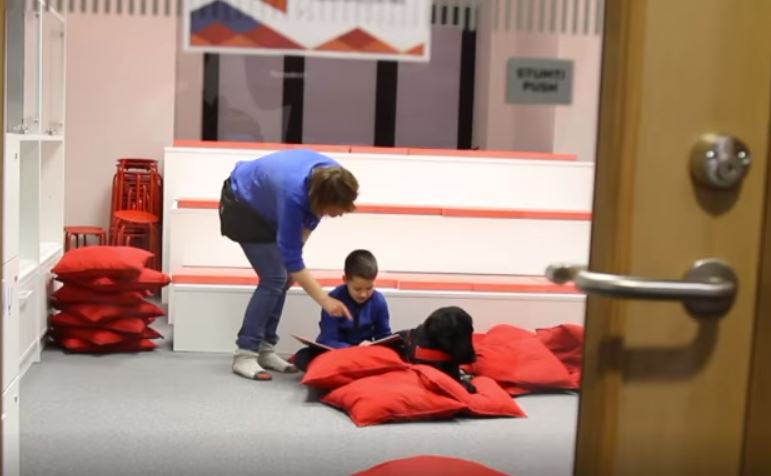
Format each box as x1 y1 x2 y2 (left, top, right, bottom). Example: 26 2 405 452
317 310 352 349
372 293 392 339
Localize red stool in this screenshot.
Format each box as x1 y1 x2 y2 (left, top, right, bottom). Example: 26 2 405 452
108 159 163 269
111 210 160 269
64 226 107 251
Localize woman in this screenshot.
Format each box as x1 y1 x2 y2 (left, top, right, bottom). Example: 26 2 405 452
219 149 357 381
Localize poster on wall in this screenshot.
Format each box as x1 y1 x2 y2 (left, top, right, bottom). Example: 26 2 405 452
183 0 432 62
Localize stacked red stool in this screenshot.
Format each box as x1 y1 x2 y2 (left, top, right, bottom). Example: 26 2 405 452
63 226 108 252
109 159 163 269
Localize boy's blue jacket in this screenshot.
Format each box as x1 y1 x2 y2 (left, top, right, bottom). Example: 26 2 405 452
316 284 391 348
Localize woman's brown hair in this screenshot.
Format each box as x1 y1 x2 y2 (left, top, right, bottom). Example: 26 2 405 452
308 166 359 215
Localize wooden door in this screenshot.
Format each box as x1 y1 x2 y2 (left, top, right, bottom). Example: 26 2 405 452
574 1 771 475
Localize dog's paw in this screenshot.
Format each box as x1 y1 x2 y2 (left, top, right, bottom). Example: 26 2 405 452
460 374 477 394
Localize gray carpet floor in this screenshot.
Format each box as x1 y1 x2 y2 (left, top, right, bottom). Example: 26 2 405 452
19 318 578 476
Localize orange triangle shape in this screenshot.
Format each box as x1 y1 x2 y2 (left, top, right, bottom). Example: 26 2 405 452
316 28 398 54
316 39 356 52
195 22 237 45
405 43 425 55
360 40 399 54
246 26 303 49
261 0 287 12
221 34 259 47
190 33 210 46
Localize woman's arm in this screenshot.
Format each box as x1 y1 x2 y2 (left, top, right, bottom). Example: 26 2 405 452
291 268 352 319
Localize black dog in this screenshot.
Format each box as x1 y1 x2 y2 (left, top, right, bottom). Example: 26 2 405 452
396 306 477 393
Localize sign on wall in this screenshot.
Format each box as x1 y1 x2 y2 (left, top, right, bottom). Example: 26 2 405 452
506 58 574 105
183 0 432 62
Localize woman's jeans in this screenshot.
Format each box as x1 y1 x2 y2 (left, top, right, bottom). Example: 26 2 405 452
236 241 288 351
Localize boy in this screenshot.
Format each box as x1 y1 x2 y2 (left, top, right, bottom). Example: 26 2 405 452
293 249 392 372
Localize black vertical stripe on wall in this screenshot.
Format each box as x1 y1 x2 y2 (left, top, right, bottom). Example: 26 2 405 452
457 23 476 150
201 53 220 141
282 56 305 144
374 61 398 147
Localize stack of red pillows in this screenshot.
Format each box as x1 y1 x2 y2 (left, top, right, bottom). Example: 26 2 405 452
49 246 171 353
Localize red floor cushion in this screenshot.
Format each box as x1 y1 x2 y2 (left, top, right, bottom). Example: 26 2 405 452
52 285 147 305
51 327 125 346
51 312 150 335
301 346 408 390
55 337 157 353
352 455 509 476
536 324 584 387
470 324 575 394
321 369 467 427
56 301 165 324
412 365 526 418
53 246 153 280
58 268 171 293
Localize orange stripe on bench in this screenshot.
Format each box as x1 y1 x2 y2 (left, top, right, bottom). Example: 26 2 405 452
171 268 397 288
173 139 351 153
441 208 592 221
172 139 577 161
354 204 444 215
175 199 591 221
177 199 219 209
406 147 578 161
349 145 411 155
171 268 578 294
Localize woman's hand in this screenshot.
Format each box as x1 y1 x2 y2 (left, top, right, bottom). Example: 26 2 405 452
322 296 353 320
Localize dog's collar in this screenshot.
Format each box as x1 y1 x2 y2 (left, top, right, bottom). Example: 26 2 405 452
414 346 452 362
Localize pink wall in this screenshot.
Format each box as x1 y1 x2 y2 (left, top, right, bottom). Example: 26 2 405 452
65 14 177 230
472 1 603 161
174 20 203 141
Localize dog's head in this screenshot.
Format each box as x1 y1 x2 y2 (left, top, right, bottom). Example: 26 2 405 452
423 306 476 364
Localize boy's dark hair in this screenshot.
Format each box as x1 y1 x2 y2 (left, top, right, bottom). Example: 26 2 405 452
344 249 378 280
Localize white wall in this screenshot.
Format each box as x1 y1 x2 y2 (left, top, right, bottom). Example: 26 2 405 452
65 13 177 230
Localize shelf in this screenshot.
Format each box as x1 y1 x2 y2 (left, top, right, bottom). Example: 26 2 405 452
40 242 62 265
19 259 37 281
6 133 64 142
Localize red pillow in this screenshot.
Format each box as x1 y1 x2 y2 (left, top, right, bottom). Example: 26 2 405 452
352 455 508 476
470 324 575 394
321 369 467 426
536 324 584 387
301 346 408 390
142 327 164 339
51 312 149 335
412 365 526 418
57 301 165 324
58 268 171 292
51 327 125 346
52 285 147 305
52 246 153 280
55 337 157 353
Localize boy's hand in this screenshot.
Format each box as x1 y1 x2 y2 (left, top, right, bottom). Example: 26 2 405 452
322 296 353 320
358 340 372 347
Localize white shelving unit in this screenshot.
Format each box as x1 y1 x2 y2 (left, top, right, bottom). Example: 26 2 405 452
3 0 66 474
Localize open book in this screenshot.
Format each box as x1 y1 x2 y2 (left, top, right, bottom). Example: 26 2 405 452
291 333 403 352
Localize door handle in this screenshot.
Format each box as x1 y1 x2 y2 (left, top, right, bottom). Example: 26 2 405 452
546 258 738 318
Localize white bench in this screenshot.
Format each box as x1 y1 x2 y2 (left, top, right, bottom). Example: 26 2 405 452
162 142 593 354
169 268 585 354
168 200 591 276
